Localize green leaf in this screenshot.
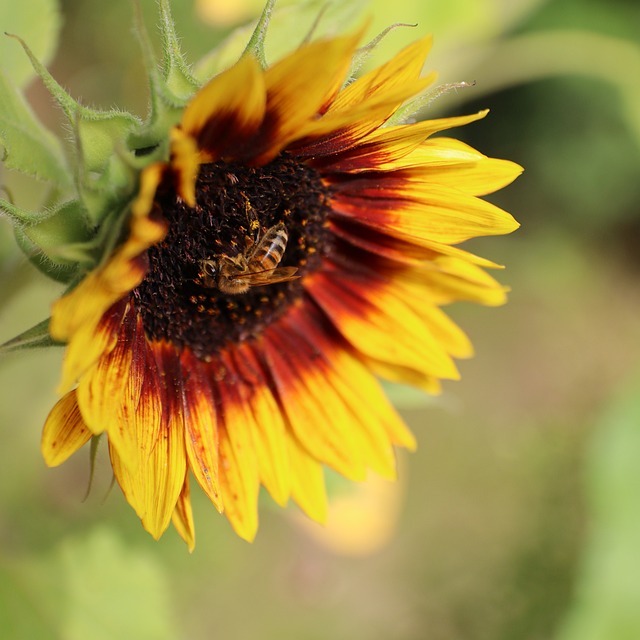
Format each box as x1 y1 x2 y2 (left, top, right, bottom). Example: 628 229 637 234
194 0 369 81
0 0 61 87
0 528 178 640
0 68 71 187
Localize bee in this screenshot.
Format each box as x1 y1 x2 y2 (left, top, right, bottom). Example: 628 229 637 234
199 222 299 295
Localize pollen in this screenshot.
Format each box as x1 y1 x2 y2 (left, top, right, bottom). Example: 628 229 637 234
133 154 334 359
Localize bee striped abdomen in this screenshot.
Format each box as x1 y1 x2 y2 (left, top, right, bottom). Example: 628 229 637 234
250 222 288 272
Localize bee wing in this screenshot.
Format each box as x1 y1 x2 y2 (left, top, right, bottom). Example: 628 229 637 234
232 266 300 286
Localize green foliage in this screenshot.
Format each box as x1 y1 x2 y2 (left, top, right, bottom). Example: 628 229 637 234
558 373 640 640
0 0 61 87
0 68 70 187
0 528 177 640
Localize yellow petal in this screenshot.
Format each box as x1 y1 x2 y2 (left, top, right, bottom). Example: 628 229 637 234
283 306 411 474
322 345 417 454
403 257 511 306
172 473 196 552
217 376 260 542
366 357 443 397
287 436 328 524
329 35 433 111
41 389 92 467
392 138 524 195
169 128 200 207
391 287 474 359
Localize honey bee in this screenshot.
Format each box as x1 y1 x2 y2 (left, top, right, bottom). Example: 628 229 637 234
199 222 299 295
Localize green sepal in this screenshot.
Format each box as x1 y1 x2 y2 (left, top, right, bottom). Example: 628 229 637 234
243 0 276 69
0 66 71 187
7 34 142 224
1 197 95 281
156 0 200 99
386 81 476 126
83 434 104 502
128 0 198 158
349 22 418 78
0 318 57 356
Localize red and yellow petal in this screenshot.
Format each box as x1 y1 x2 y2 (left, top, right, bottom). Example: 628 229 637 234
180 54 266 163
178 350 223 511
228 344 291 507
289 36 437 157
331 180 519 245
251 30 364 164
262 303 410 480
41 389 92 467
262 320 368 481
54 300 128 396
307 269 460 381
294 309 416 452
290 73 436 158
329 215 504 271
75 301 135 436
107 341 187 540
109 421 187 541
310 111 490 174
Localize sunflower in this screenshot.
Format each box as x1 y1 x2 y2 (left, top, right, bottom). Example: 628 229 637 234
39 20 521 550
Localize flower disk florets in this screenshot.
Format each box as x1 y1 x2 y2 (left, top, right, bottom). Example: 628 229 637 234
133 154 333 359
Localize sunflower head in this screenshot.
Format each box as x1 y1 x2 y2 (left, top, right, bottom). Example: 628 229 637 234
2 0 521 550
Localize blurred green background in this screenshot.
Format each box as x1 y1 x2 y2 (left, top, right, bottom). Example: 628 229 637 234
1 0 640 638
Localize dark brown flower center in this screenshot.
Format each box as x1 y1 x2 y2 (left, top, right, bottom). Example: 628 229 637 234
133 154 333 359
